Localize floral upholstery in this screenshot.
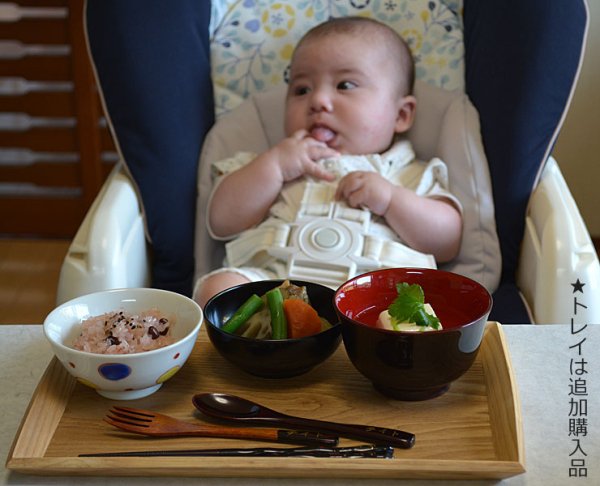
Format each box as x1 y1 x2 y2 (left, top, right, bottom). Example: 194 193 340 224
210 0 464 116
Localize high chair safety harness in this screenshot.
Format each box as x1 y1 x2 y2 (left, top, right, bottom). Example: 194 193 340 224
220 141 456 289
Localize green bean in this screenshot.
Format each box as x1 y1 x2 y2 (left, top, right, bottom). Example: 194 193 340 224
266 288 287 339
221 294 264 334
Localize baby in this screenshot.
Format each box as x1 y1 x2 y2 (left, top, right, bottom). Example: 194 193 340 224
195 16 462 306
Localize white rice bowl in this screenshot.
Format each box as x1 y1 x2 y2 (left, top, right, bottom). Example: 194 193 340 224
44 288 203 400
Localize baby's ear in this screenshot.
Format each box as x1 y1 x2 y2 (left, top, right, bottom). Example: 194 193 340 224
394 95 417 133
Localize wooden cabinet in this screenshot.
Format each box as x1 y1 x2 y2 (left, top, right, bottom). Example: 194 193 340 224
0 0 115 237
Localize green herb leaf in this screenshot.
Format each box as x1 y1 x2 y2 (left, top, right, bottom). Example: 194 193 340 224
388 282 441 329
411 307 441 329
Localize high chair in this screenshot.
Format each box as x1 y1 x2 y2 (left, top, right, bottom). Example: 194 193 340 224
57 0 599 325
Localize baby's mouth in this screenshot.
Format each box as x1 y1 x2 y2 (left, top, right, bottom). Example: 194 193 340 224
310 124 336 144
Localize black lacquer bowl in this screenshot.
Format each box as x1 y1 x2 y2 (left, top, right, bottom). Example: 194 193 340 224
334 268 493 400
204 280 341 378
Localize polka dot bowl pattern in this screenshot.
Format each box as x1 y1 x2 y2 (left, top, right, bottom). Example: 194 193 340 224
43 288 203 400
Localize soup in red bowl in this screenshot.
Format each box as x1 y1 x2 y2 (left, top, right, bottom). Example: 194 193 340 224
334 268 492 400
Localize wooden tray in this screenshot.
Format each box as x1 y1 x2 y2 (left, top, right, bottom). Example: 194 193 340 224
6 322 524 479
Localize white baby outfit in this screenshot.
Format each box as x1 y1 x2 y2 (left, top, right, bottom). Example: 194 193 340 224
202 140 462 290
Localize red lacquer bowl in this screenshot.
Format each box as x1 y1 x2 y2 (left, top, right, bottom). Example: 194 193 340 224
334 268 493 400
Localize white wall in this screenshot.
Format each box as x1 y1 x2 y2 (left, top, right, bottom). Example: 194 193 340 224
553 0 600 236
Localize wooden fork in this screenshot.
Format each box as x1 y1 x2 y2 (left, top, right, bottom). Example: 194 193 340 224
105 407 338 446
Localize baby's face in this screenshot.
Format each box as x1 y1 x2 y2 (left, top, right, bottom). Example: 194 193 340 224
285 33 413 155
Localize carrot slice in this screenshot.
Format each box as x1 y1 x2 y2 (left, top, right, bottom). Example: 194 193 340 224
283 299 322 338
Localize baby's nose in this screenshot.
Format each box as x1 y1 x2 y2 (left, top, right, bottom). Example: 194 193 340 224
310 89 333 112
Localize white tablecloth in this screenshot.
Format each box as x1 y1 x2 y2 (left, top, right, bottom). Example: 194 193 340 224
1 324 599 486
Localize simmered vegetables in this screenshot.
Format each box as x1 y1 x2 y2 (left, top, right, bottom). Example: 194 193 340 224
266 287 287 339
221 294 264 334
222 281 331 339
283 298 322 338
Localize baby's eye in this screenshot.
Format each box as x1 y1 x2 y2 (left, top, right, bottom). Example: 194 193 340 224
337 81 357 90
293 85 310 96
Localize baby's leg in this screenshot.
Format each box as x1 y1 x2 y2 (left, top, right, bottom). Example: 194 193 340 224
194 272 250 308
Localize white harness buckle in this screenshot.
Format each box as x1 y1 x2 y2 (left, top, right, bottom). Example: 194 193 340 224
225 180 436 288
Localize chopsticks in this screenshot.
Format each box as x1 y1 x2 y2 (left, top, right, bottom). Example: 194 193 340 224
79 445 394 458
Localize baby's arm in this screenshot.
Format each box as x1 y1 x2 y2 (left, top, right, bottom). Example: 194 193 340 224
335 171 462 262
210 129 338 237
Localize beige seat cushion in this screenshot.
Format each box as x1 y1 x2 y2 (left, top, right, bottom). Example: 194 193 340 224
195 80 501 293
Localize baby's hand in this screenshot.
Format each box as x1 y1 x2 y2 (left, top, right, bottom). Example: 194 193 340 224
335 171 392 216
271 129 338 182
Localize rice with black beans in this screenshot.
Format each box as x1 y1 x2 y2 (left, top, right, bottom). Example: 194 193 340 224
72 309 174 354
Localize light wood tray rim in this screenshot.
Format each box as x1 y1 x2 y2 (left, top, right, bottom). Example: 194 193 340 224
6 321 525 479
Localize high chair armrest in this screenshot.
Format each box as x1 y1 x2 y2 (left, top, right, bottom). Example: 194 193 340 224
517 157 600 324
56 164 150 305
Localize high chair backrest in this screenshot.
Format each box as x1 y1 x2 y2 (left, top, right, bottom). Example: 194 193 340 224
198 0 503 293
463 0 588 322
86 0 215 296
85 0 588 323
204 0 589 324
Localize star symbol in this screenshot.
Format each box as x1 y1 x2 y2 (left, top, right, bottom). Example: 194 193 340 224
571 279 585 293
